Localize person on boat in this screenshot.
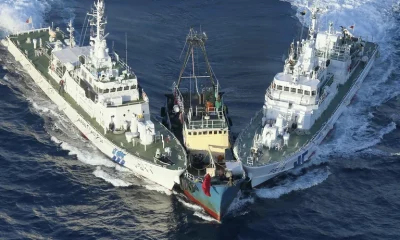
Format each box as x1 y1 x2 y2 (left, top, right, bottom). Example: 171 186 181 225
109 116 115 133
59 79 65 95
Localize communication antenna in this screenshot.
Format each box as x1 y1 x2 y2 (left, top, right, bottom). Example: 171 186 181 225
125 32 128 71
67 20 75 48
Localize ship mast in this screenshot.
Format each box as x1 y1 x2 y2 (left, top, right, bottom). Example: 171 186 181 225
308 6 320 39
67 20 75 48
87 0 110 66
176 28 215 88
308 0 322 40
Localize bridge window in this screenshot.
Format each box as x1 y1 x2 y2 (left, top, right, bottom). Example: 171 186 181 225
284 86 289 91
291 88 296 93
277 85 283 90
297 89 303 94
188 132 192 135
104 89 109 93
304 90 310 95
117 87 123 91
312 90 316 96
214 131 217 134
111 88 116 92
193 132 197 136
130 85 137 89
209 131 212 134
219 131 222 134
124 86 129 90
203 131 207 135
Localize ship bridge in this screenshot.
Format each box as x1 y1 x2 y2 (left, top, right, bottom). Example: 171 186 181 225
268 72 320 107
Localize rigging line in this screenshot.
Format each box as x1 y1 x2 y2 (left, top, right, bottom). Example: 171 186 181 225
179 37 187 60
201 44 216 87
177 42 192 87
196 47 199 76
81 17 90 47
191 46 200 96
78 13 88 46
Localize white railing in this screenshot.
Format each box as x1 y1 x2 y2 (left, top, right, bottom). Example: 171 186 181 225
11 27 50 36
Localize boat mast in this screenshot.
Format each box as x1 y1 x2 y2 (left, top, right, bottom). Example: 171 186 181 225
67 20 75 48
308 0 321 40
87 0 109 64
176 28 215 88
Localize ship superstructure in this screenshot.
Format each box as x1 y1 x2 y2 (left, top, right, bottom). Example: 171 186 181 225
234 5 379 188
2 0 187 190
162 28 244 221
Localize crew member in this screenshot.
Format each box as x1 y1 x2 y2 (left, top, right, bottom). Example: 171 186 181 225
59 79 65 95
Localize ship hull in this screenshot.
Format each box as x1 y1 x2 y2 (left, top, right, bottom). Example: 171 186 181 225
244 148 317 188
180 176 242 221
236 45 378 188
2 32 184 190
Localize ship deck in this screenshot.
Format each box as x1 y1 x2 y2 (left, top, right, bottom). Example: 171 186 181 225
9 29 186 170
235 41 378 166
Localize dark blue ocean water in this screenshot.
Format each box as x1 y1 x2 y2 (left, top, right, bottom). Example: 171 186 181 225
1 0 400 239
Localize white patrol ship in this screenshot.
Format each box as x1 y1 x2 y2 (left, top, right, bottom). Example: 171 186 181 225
1 0 187 190
234 5 379 188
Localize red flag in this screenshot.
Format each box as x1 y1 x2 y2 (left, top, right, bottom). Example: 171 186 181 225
349 25 354 29
202 174 211 197
26 17 32 24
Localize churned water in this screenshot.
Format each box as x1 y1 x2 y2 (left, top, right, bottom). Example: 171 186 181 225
0 0 399 239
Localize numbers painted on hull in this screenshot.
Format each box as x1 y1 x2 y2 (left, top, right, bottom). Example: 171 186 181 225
77 117 104 143
134 161 154 175
269 163 287 174
293 150 309 168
